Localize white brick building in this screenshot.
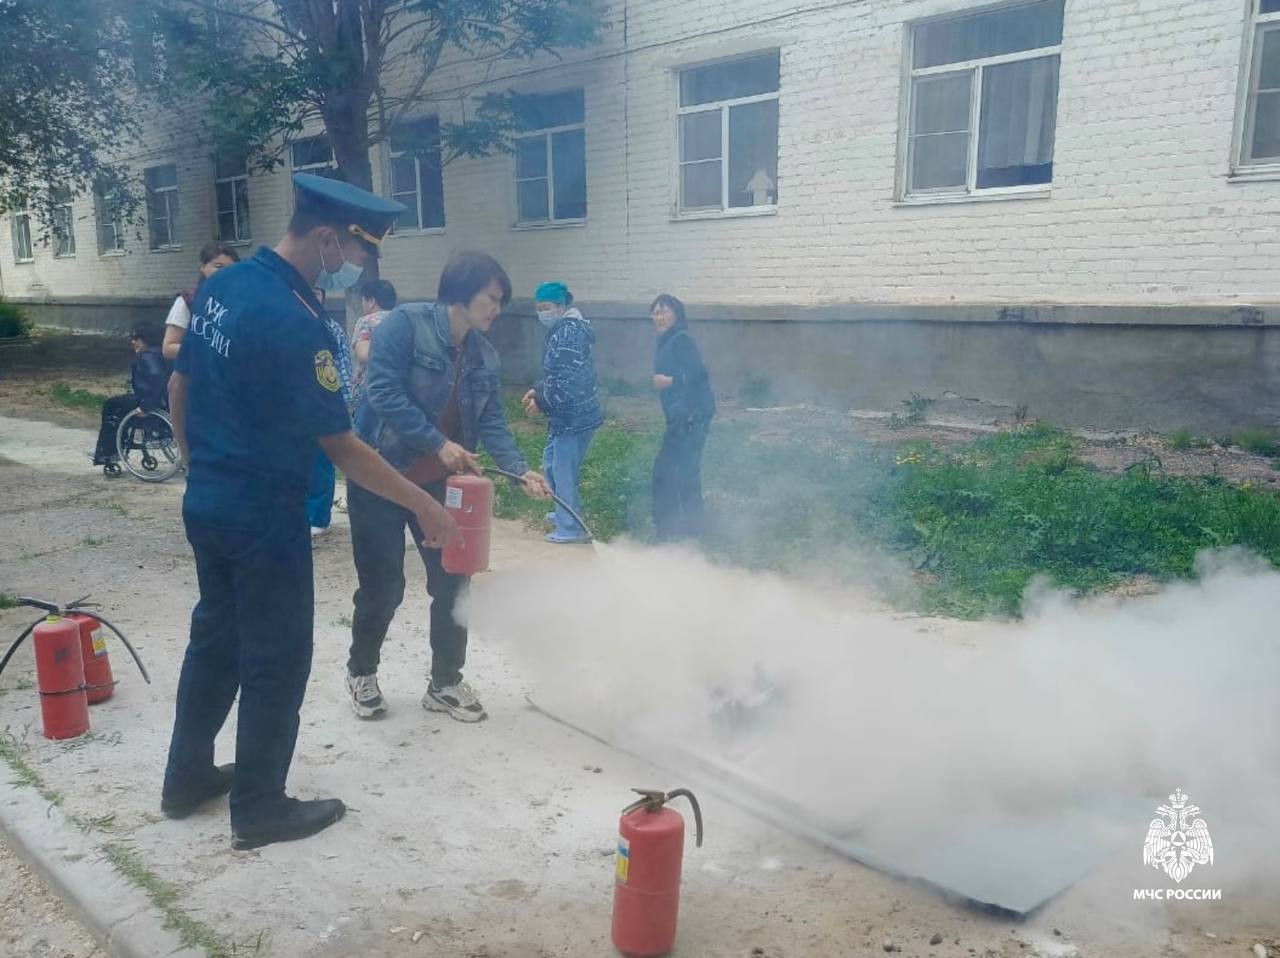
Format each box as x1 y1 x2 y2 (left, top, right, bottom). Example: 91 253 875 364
4 0 1280 431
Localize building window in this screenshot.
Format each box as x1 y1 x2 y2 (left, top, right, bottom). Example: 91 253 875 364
388 118 445 231
10 208 33 263
903 0 1064 197
677 52 780 213
94 187 125 255
145 164 180 250
513 90 587 224
53 188 76 258
215 150 251 243
290 134 338 205
1241 0 1280 168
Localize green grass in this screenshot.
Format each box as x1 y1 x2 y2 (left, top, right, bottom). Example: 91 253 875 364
1233 427 1280 457
0 593 18 609
737 376 774 408
1167 428 1211 451
505 413 1280 619
50 382 108 413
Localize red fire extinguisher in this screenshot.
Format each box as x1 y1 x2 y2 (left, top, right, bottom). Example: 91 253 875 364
442 474 493 575
32 616 90 741
68 613 116 704
0 596 150 740
612 788 704 958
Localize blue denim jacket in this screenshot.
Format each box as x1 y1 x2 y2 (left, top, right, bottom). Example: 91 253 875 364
353 301 529 476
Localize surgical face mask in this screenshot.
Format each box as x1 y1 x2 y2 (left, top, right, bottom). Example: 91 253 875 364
316 241 364 293
536 307 560 329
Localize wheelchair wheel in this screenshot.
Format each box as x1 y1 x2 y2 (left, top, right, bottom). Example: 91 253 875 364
116 409 181 483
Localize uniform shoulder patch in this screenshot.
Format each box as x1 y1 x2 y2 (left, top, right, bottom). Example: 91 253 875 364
314 349 341 393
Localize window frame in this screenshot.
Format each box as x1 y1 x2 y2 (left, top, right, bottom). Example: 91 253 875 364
1235 0 1280 176
386 117 446 235
673 51 781 218
512 90 587 228
289 134 338 210
214 153 251 246
53 190 76 258
898 1 1063 202
10 208 33 264
94 188 125 256
144 164 181 251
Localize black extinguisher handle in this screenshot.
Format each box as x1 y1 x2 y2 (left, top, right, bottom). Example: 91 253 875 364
666 788 704 848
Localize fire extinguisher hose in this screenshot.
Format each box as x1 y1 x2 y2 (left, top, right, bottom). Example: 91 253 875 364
0 598 151 685
489 466 596 542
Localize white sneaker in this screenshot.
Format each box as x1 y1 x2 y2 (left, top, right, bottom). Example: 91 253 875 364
310 526 331 539
422 680 487 723
346 672 388 719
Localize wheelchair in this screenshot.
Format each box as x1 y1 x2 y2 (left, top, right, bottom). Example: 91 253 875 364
112 407 182 482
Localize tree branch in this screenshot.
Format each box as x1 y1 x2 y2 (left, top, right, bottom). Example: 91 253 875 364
169 0 307 44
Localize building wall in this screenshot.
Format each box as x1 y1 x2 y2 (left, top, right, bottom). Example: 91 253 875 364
3 0 1279 433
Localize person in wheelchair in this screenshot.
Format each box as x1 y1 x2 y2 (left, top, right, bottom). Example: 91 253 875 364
91 324 169 475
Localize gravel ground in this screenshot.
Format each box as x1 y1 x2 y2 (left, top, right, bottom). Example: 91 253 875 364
0 839 103 958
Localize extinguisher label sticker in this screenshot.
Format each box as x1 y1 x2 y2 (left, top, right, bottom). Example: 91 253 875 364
91 629 107 657
445 486 463 509
615 838 630 884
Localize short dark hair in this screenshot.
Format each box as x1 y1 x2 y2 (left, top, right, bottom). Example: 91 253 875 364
287 204 346 239
438 251 512 307
199 241 240 266
361 278 397 310
650 293 687 327
131 324 165 348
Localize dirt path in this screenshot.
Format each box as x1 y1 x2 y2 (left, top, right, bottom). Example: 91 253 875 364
0 839 103 958
0 410 1275 958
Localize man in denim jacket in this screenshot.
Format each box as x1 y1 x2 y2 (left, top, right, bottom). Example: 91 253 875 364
345 251 549 722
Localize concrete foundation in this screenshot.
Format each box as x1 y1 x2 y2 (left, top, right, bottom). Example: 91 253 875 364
17 297 1279 436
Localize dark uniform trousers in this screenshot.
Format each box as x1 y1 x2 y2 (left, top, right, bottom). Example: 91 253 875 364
346 479 468 687
652 418 711 542
164 500 314 826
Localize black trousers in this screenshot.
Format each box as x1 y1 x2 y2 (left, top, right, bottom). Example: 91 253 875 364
164 502 314 826
347 479 469 686
93 394 139 463
652 419 710 542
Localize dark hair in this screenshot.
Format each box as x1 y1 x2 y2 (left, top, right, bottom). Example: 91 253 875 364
131 324 165 348
199 241 239 267
361 278 397 310
649 293 687 327
438 251 512 307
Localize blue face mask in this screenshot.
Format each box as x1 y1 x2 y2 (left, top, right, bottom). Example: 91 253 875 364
316 241 364 293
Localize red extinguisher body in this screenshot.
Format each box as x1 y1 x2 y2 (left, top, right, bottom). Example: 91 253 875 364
33 617 90 740
68 613 114 704
612 790 703 958
441 474 493 575
613 807 686 957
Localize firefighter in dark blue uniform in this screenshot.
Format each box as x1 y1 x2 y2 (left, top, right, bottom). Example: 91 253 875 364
160 173 458 850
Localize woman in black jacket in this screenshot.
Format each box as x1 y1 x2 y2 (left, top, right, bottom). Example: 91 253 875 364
650 293 715 541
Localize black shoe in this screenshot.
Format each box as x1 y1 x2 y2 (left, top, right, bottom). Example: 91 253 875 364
231 798 346 851
161 764 236 820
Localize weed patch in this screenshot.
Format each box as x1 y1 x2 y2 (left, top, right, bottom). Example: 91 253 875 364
50 383 108 413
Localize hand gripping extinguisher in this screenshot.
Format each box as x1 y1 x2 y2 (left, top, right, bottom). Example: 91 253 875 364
612 787 704 958
0 596 150 740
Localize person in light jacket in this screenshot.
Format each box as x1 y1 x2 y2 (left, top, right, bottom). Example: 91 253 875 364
521 281 602 544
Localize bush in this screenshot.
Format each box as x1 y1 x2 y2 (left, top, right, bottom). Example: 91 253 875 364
1166 428 1210 451
1234 428 1280 458
0 299 32 339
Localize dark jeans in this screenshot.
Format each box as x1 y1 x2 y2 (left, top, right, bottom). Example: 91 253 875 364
93 394 139 463
347 479 469 686
652 419 710 542
164 501 314 826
